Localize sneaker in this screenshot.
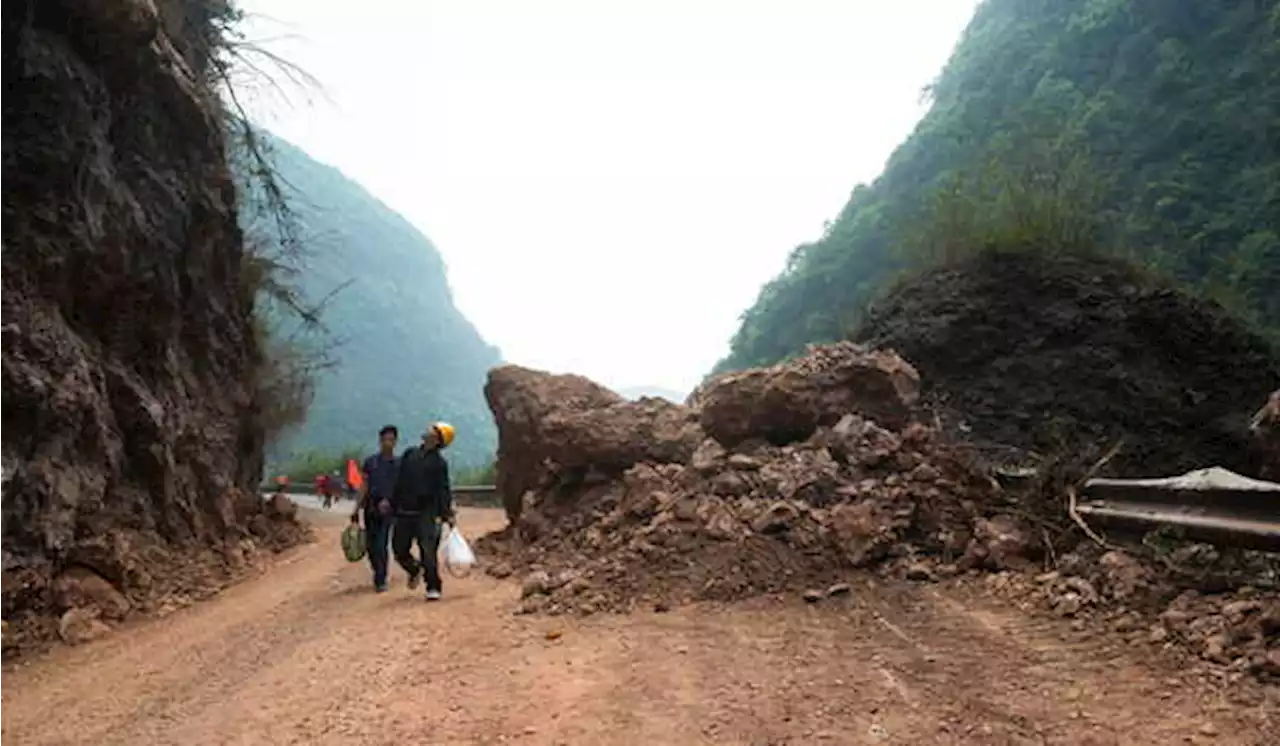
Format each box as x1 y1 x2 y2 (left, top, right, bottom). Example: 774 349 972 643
425 590 441 601
407 572 421 591
375 582 389 593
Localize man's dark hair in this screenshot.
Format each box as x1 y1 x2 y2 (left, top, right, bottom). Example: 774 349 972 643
379 425 399 438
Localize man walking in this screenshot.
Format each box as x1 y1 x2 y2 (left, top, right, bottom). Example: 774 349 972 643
391 422 457 601
353 425 400 592
316 472 333 510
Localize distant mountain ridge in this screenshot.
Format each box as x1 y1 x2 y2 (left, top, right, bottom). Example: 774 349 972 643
247 135 501 468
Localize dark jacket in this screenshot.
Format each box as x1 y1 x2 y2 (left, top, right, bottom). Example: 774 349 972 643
391 445 454 520
361 452 400 517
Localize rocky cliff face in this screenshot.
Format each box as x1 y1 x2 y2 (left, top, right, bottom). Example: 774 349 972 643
2 0 304 653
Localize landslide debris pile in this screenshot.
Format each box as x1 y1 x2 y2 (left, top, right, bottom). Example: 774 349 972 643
1 0 306 653
480 343 1279 678
855 251 1280 478
480 345 1018 614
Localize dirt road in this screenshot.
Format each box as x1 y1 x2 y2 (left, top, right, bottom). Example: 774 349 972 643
3 508 1275 745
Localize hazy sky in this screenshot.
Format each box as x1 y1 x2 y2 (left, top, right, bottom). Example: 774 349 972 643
236 0 977 394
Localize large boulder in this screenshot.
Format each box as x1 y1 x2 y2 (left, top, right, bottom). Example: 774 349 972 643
697 342 921 448
485 365 701 521
541 397 703 474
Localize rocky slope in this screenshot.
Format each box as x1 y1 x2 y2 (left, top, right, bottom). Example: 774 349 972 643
479 343 1280 681
2 0 305 653
854 251 1280 478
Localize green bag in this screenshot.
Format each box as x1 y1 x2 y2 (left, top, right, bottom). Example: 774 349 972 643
341 523 367 562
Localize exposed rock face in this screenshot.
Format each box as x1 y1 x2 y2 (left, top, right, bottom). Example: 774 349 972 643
697 342 921 448
485 365 702 521
1 0 306 653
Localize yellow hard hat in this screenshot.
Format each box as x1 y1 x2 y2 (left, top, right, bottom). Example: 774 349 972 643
430 422 456 448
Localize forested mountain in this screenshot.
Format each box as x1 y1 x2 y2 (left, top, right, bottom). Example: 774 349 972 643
716 0 1280 374
247 136 501 468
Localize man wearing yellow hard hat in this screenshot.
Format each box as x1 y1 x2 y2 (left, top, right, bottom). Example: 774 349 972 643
389 421 457 601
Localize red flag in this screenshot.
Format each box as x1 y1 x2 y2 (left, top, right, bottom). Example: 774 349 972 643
346 459 364 489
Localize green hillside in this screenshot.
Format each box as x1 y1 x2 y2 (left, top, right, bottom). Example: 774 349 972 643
717 0 1280 374
247 135 501 469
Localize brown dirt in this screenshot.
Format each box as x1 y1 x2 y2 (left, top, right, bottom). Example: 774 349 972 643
3 507 1275 746
853 251 1280 478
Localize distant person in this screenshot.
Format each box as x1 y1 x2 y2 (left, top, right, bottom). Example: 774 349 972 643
391 422 457 601
344 459 361 502
317 472 334 510
353 425 400 592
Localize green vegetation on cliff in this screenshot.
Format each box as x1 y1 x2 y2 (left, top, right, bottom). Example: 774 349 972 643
717 0 1280 373
247 136 501 469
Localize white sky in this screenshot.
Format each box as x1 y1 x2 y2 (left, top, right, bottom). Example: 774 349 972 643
235 0 977 395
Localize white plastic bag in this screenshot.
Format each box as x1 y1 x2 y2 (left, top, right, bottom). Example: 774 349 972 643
442 526 476 577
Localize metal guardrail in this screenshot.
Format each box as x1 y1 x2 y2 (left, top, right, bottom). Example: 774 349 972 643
261 484 501 508
1077 467 1280 552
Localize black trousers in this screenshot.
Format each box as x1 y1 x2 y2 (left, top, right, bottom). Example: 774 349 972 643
392 513 442 592
363 510 392 587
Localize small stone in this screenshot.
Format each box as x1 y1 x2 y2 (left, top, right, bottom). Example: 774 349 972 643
826 582 852 598
653 601 671 613
1202 632 1232 663
751 502 800 535
1221 599 1261 622
545 629 563 641
1054 593 1083 617
672 499 700 522
1199 722 1218 737
905 564 937 582
803 589 824 604
521 571 553 598
58 608 111 645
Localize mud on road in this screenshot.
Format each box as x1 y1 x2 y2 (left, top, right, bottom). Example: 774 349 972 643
3 508 1275 746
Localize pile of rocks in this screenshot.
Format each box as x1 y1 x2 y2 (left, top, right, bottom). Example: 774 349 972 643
2 488 308 653
982 547 1279 680
480 343 1021 614
478 343 1280 679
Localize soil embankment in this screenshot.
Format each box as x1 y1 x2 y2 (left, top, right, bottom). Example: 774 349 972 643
854 251 1280 477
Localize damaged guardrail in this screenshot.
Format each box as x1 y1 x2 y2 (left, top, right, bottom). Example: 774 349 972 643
1076 467 1280 552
